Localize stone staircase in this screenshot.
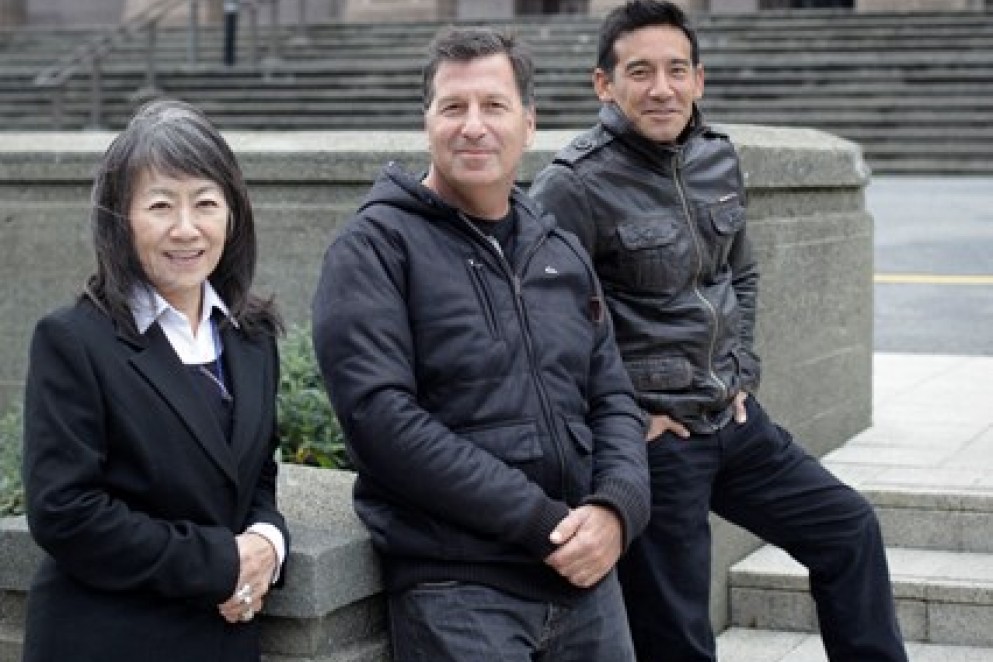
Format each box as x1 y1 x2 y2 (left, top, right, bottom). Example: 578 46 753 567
718 354 993 660
2 9 993 173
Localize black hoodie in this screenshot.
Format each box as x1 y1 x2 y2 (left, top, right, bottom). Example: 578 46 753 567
312 163 649 602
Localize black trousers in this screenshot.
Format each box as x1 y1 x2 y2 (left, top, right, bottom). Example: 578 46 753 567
619 396 908 662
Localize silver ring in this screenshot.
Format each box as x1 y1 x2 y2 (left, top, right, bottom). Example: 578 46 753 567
241 594 252 606
241 608 254 622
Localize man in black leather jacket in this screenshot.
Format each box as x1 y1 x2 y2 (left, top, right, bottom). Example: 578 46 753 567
530 2 907 661
312 27 649 661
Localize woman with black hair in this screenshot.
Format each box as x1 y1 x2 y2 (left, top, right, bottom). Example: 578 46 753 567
21 98 289 662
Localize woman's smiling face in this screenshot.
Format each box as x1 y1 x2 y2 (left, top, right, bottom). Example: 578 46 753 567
129 167 229 321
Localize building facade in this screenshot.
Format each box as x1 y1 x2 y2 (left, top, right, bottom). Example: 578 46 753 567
1 0 988 27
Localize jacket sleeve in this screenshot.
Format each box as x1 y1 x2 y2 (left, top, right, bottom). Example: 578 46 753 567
530 163 598 258
23 312 240 604
312 224 570 560
728 160 762 392
578 271 651 548
246 334 290 584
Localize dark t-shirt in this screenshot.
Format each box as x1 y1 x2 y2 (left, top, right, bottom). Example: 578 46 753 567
466 207 517 259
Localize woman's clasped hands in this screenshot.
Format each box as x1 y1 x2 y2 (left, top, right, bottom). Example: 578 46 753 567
217 532 278 624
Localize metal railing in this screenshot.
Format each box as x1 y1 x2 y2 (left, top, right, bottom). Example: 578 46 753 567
32 0 294 131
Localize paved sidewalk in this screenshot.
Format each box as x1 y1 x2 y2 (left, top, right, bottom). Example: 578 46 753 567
825 352 993 495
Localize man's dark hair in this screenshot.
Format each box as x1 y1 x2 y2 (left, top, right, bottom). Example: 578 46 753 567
422 27 535 108
86 98 280 337
596 0 700 75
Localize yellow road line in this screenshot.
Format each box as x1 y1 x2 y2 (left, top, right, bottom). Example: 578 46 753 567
875 273 993 285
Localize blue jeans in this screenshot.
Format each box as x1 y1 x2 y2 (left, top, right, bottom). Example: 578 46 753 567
388 572 635 662
620 397 907 662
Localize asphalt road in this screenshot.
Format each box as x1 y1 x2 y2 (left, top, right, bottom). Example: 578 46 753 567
868 176 993 356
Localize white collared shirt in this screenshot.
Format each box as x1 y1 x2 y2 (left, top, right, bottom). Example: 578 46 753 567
130 283 286 581
131 282 232 363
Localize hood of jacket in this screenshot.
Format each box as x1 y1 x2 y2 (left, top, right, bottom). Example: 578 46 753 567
357 161 557 249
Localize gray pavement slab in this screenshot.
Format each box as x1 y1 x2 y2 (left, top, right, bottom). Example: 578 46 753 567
825 353 993 495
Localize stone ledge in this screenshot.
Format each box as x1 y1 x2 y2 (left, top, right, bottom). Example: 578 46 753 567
0 126 868 189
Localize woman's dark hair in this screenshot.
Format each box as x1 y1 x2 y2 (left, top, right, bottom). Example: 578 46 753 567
596 0 700 75
85 98 281 337
422 26 535 109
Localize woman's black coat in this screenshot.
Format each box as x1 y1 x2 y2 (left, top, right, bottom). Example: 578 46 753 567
21 298 287 662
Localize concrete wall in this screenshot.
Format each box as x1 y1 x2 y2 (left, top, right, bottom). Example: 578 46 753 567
0 125 873 658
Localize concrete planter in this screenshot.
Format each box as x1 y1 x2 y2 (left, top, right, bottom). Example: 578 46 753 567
0 465 388 662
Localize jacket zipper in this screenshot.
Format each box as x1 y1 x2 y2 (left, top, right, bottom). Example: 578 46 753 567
672 153 729 417
458 212 570 498
512 235 570 498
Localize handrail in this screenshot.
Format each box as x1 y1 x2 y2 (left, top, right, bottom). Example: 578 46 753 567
31 0 291 131
242 0 283 66
33 0 189 91
32 0 191 130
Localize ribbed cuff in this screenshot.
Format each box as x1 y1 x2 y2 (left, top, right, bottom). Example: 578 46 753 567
583 477 650 550
518 499 571 559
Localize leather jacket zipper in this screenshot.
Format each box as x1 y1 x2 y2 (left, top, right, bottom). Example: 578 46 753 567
672 153 730 414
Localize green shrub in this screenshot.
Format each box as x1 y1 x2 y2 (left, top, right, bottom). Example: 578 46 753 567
0 404 24 518
0 323 351 519
276 324 353 470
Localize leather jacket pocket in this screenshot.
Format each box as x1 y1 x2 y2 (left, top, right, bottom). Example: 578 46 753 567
709 199 745 235
626 356 694 392
615 216 689 294
707 198 746 268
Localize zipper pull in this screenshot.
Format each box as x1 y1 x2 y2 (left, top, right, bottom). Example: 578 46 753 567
589 295 604 324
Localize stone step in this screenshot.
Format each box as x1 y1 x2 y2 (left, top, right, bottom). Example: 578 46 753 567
863 487 993 554
13 64 993 95
716 627 993 662
730 546 993 646
14 80 993 107
5 11 993 175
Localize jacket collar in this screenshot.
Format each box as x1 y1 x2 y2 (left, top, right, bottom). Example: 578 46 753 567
598 102 708 168
377 162 555 256
126 323 240 484
108 291 265 486
130 282 233 335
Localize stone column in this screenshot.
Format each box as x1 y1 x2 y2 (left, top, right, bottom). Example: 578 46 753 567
0 0 25 26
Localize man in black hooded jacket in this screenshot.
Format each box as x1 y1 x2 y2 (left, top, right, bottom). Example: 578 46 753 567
312 27 649 662
530 2 907 661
